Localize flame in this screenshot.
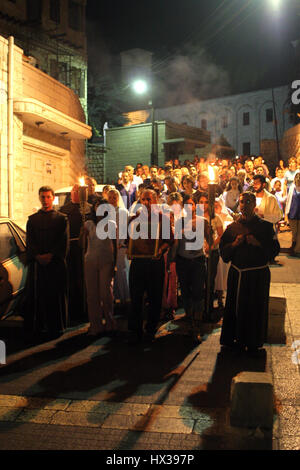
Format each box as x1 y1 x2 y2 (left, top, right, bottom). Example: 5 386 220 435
208 165 215 182
79 176 85 186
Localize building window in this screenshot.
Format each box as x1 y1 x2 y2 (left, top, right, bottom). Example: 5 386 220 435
243 112 250 126
68 0 81 31
50 0 60 23
243 142 251 155
201 119 207 130
71 67 83 96
58 62 68 86
221 115 228 128
266 108 273 122
26 0 42 23
50 59 59 80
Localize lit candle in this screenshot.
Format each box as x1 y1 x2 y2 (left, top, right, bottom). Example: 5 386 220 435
208 165 216 217
78 176 88 204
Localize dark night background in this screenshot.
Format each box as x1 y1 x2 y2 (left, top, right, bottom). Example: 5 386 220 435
86 0 300 129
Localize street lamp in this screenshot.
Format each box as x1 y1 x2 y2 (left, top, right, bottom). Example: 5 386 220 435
269 0 280 12
132 79 157 166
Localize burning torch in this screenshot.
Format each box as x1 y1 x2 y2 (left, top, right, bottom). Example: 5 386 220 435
79 176 88 316
206 165 217 321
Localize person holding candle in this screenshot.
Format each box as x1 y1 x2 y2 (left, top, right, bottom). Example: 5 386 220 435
127 189 174 345
199 193 224 321
59 184 92 323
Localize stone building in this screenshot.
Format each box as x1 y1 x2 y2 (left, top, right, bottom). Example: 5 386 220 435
100 83 295 183
0 0 88 116
0 34 91 228
154 85 293 170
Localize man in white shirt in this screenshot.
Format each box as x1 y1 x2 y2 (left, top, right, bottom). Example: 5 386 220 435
252 174 282 224
252 174 282 265
124 165 143 188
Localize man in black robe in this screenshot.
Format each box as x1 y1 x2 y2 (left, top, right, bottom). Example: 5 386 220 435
219 192 280 353
24 186 69 342
60 184 92 323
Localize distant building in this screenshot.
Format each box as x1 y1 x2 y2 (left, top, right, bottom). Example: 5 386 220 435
154 85 293 168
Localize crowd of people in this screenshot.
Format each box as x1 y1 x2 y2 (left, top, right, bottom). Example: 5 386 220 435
23 154 300 353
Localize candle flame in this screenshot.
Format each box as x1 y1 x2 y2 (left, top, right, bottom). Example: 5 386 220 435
79 176 85 186
208 165 215 182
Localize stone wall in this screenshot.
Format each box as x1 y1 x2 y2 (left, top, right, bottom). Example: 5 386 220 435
0 0 88 117
86 143 105 183
105 122 166 184
0 35 90 227
260 139 280 173
0 36 23 220
281 124 300 161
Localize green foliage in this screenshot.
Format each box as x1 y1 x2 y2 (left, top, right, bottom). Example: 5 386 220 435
88 74 130 140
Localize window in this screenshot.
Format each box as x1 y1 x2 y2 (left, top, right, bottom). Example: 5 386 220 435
266 108 273 122
58 62 68 86
50 0 60 23
50 59 59 80
26 0 42 23
243 112 250 126
70 67 85 98
242 142 251 156
201 119 207 130
0 223 18 262
68 0 81 31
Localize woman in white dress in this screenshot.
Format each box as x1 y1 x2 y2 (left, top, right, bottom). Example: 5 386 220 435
214 197 233 308
82 199 117 336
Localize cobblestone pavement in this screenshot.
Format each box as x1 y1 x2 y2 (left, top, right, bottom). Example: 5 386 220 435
0 231 299 452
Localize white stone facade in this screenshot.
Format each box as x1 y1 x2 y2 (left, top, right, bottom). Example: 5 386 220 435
155 85 293 158
0 35 91 228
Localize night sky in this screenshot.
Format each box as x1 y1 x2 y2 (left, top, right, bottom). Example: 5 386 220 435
86 0 300 104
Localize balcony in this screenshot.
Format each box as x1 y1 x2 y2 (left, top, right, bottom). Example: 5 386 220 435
14 60 91 140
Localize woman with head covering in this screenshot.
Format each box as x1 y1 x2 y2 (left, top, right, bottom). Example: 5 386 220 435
107 189 130 311
222 177 243 213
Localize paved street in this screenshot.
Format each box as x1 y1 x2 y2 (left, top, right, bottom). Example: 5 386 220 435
0 230 299 453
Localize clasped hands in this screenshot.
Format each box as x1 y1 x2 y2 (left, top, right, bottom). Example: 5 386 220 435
232 233 261 247
36 253 53 266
